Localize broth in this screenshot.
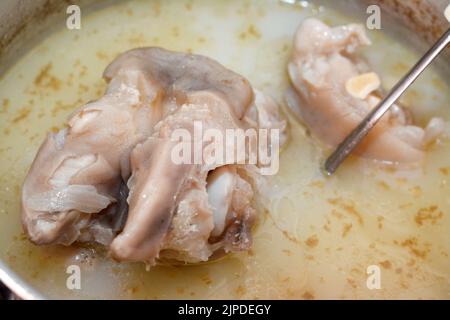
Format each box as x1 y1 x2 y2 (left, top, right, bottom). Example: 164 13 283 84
0 0 449 299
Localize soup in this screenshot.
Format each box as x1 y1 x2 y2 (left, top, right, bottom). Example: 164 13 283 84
0 0 449 299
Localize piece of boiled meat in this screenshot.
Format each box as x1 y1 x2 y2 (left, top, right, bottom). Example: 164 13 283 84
286 18 444 163
21 47 287 267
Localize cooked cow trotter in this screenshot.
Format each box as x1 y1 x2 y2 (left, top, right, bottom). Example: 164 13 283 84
22 47 287 267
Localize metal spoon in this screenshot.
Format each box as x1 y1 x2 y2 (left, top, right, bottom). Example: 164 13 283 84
324 27 450 175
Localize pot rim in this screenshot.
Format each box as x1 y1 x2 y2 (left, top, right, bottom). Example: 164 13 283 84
0 260 45 299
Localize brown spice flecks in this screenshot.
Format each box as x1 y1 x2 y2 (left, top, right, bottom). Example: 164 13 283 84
302 291 314 300
342 223 352 238
282 230 300 244
378 181 390 190
409 186 422 198
50 126 62 133
323 218 331 232
308 180 324 189
126 286 139 294
379 260 392 269
239 24 261 40
400 237 431 259
12 107 31 123
34 63 61 91
414 206 443 226
347 278 357 289
51 101 76 117
200 274 212 285
79 65 88 77
331 209 343 220
235 285 246 297
327 198 364 225
305 235 319 248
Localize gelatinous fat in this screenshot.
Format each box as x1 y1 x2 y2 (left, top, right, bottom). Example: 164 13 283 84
345 72 380 100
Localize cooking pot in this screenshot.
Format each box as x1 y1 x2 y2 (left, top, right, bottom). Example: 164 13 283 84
0 0 448 299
